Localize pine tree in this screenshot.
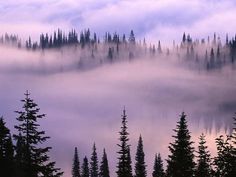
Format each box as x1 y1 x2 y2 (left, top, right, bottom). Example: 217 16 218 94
72 147 80 177
90 143 99 177
117 108 133 177
166 112 195 177
0 117 14 177
214 114 236 177
13 91 63 177
82 156 89 177
129 30 135 44
195 133 212 177
152 153 165 177
15 133 27 177
134 135 146 177
214 135 235 177
99 149 110 177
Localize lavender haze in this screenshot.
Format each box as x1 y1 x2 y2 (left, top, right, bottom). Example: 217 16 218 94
1 1 236 177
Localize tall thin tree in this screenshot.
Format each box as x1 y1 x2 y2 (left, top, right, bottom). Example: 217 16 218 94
99 148 110 177
81 156 89 177
195 133 212 177
134 135 146 177
0 117 14 177
72 147 80 177
90 143 99 177
152 153 165 177
166 112 195 177
117 108 133 177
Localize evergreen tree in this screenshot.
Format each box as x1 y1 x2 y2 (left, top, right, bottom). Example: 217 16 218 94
82 156 89 177
129 30 135 44
214 135 235 177
15 133 27 177
166 112 195 177
0 117 14 177
195 133 212 177
117 108 133 177
99 149 110 177
90 143 99 177
134 135 146 177
72 147 80 177
13 91 63 177
152 153 165 177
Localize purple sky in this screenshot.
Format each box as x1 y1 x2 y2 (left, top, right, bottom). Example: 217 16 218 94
1 1 236 177
1 0 236 44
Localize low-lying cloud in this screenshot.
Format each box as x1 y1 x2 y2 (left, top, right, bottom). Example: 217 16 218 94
0 44 236 177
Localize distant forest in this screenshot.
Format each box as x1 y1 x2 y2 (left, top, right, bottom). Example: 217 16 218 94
0 29 236 71
0 91 236 177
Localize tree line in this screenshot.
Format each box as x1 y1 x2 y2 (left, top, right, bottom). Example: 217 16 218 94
71 110 236 177
1 92 236 177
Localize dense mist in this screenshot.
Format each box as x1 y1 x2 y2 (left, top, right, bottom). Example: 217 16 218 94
0 39 236 176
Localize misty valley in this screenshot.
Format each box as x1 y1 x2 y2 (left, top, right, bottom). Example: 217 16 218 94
1 27 236 177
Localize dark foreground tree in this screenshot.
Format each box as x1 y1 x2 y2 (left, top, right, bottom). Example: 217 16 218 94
166 112 195 177
99 148 110 177
90 143 99 177
117 108 133 177
81 156 89 177
152 153 165 177
134 135 146 177
214 135 235 177
72 147 80 177
13 91 63 177
0 117 14 177
214 114 236 177
195 133 212 177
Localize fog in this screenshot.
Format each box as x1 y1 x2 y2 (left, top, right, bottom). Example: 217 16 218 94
0 44 236 177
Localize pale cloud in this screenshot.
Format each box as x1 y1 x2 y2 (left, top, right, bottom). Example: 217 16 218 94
1 0 236 43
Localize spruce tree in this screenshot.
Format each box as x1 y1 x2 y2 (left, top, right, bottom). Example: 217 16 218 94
82 156 89 177
117 108 133 177
72 147 80 177
99 148 110 177
134 135 146 177
195 133 212 177
0 117 14 177
166 112 195 177
214 114 236 177
152 153 165 177
13 91 63 177
214 135 235 177
15 133 27 177
90 143 99 177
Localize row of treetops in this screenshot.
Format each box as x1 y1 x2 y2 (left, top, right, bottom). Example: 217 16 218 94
1 29 236 70
1 91 236 177
1 29 236 51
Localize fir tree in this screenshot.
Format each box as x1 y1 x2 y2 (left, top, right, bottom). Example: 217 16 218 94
152 153 165 177
214 135 235 177
72 147 80 177
117 108 133 177
15 133 27 177
0 117 14 177
134 135 146 177
99 148 110 177
129 30 135 44
82 156 89 177
195 133 212 177
90 143 99 177
13 91 63 177
166 112 195 177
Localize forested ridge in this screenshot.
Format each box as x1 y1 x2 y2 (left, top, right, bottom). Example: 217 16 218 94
1 29 236 72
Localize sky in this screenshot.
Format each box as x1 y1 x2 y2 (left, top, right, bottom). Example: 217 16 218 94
1 0 236 44
1 1 236 177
